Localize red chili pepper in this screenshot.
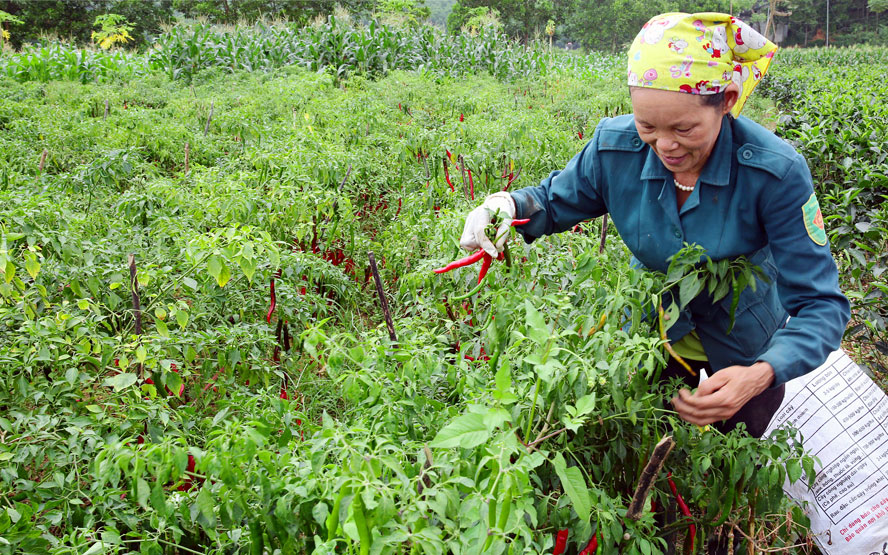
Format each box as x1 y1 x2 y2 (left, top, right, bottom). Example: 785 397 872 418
433 249 485 274
553 528 569 555
468 168 475 200
443 158 454 192
202 369 222 392
459 113 464 122
511 219 530 226
477 253 493 284
266 275 277 323
667 472 696 553
578 131 584 140
578 531 599 555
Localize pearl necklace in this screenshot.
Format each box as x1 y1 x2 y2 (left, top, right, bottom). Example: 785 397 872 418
674 179 695 192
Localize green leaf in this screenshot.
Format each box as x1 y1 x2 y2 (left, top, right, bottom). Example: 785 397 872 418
552 452 591 522
523 300 549 345
156 319 169 338
678 275 705 308
215 261 231 288
786 459 803 484
136 478 150 509
103 373 138 392
238 256 256 284
176 309 189 329
195 486 216 527
430 412 489 449
573 393 597 417
24 252 40 279
207 255 222 283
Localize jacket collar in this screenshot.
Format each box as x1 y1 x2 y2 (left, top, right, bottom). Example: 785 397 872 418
639 115 733 187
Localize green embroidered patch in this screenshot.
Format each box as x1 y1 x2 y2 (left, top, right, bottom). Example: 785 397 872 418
802 193 827 246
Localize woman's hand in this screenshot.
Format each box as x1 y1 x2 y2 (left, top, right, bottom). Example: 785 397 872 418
671 362 775 425
459 192 515 257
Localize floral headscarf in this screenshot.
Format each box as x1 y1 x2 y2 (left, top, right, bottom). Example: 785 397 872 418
627 13 778 117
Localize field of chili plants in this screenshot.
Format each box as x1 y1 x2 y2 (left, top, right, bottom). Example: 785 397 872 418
1 21 883 555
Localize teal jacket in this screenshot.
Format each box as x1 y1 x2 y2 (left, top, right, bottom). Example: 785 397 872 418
511 114 850 387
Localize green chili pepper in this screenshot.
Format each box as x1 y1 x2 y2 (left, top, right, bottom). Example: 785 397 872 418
326 483 348 542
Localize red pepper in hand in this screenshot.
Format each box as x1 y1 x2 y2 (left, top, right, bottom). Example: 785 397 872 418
553 528 569 555
433 249 486 274
477 253 493 284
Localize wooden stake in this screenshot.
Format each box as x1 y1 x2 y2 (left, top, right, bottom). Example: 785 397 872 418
204 101 214 137
625 435 675 521
38 149 48 174
184 142 190 175
599 214 608 254
368 251 397 342
128 254 143 377
417 445 434 495
103 99 109 121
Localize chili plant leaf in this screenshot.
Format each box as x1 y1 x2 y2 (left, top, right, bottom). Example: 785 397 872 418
523 300 549 345
103 372 137 392
552 452 591 522
678 274 705 309
430 412 489 449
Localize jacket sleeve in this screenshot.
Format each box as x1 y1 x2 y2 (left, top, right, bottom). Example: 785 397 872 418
755 156 851 386
509 122 609 242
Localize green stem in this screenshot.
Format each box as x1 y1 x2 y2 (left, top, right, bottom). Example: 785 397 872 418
524 376 540 444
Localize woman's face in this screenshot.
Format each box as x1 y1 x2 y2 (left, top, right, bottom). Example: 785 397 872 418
630 86 737 177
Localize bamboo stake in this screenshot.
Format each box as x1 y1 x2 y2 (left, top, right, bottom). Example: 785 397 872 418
599 214 608 254
184 142 190 175
204 101 214 137
368 251 397 342
103 99 109 121
38 149 48 174
128 254 143 377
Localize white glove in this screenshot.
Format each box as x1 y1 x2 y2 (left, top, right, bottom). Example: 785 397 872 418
459 192 516 257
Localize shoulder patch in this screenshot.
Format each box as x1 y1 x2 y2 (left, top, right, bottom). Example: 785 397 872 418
802 193 827 246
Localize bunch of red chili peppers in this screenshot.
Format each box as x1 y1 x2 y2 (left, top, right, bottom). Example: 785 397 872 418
432 215 530 298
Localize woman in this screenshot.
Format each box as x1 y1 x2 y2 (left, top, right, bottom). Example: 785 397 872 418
459 12 850 438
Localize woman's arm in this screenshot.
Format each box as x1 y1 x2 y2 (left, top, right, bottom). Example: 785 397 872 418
753 156 851 386
509 122 610 242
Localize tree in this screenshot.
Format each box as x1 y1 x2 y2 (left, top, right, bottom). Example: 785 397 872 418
447 3 502 35
91 13 134 49
0 8 23 47
374 0 431 27
0 0 172 47
171 0 377 26
453 0 559 42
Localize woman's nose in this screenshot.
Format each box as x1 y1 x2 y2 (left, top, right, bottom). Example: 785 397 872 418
657 135 679 153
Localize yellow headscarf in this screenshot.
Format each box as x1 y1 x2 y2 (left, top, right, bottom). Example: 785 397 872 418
627 13 777 117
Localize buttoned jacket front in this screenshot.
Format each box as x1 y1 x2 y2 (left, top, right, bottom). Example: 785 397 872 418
511 114 850 386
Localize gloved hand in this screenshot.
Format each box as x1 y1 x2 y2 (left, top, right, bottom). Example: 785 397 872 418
459 192 517 257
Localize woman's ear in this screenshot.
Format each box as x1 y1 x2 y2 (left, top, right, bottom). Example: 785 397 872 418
723 82 741 115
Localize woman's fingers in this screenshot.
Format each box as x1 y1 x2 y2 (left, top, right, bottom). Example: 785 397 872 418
671 363 776 425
